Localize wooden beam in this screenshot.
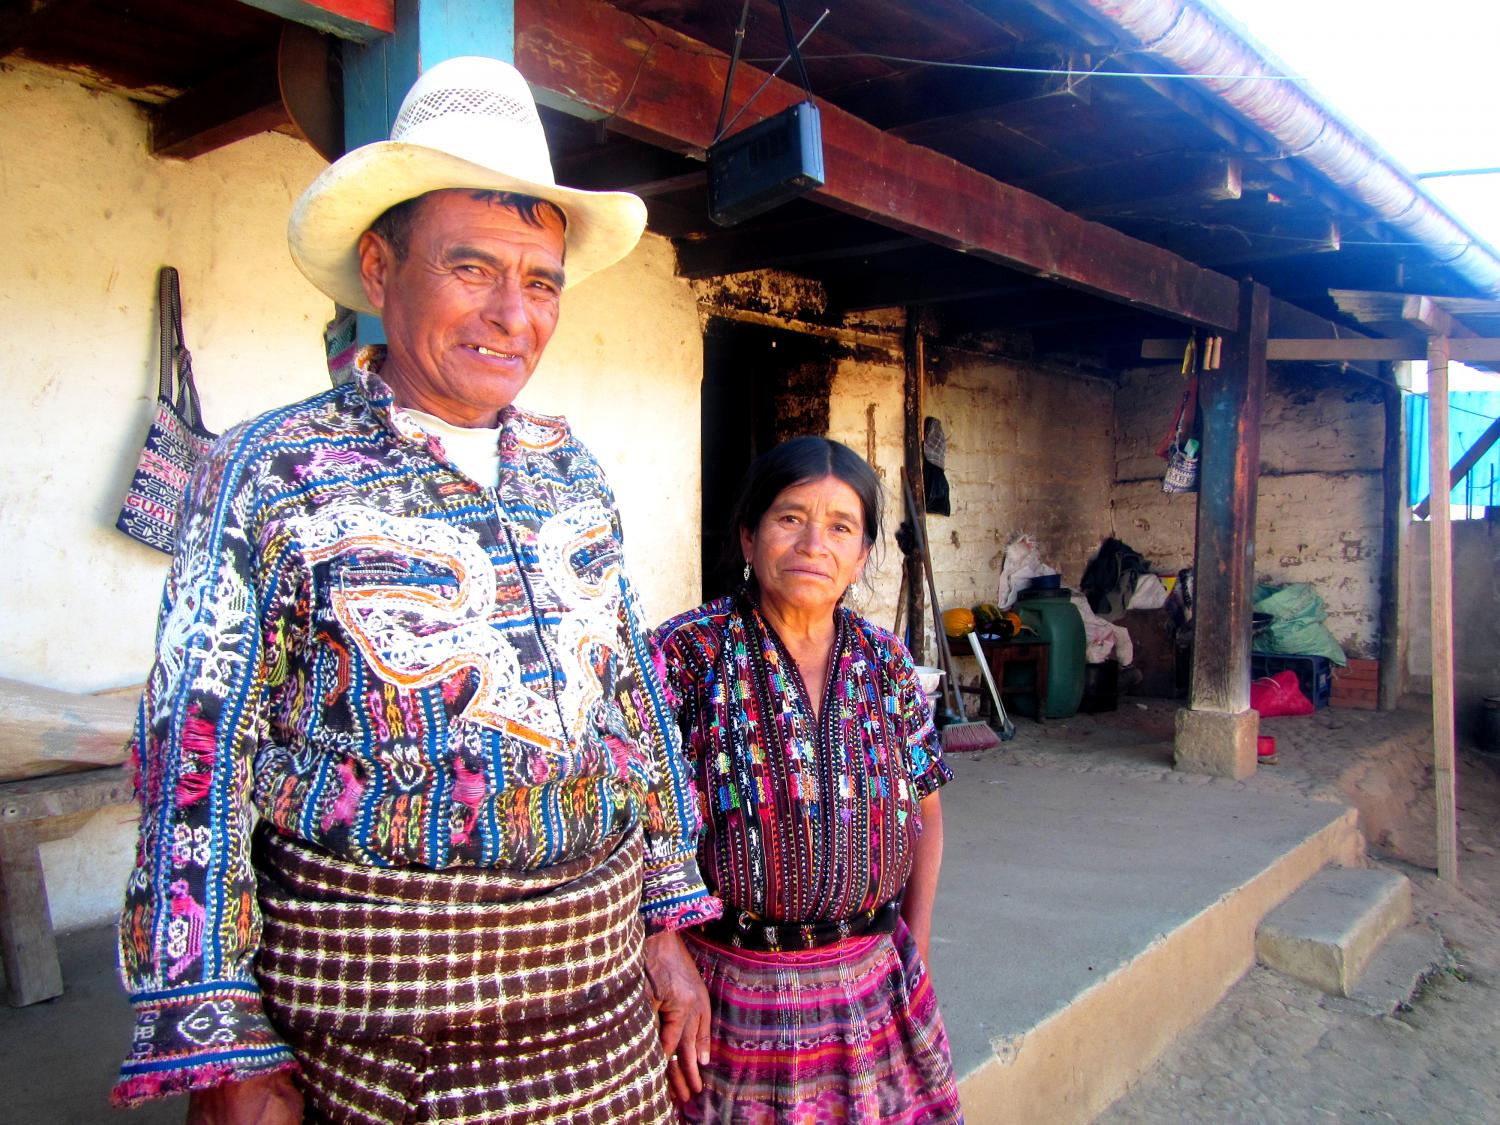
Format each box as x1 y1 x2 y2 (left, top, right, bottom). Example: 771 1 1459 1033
887 78 1091 145
0 0 85 58
234 0 393 42
149 49 288 160
1016 152 1243 216
1267 297 1382 381
515 0 1242 330
827 258 1033 312
677 216 919 280
1142 338 1500 363
1188 280 1269 714
1426 334 1459 885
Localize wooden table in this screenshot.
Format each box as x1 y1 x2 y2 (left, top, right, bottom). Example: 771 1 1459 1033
976 637 1050 722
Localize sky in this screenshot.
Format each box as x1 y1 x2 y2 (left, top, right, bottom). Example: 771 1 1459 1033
1208 0 1500 255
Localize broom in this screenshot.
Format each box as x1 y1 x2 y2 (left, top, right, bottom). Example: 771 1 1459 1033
902 474 1002 753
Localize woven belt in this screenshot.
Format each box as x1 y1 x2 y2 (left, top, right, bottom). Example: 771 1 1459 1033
699 899 901 952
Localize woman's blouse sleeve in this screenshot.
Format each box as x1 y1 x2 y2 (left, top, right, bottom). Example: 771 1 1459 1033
887 640 953 799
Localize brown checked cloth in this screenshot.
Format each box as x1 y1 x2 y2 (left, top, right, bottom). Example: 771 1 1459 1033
252 822 671 1124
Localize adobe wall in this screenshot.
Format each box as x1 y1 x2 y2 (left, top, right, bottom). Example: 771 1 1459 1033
828 342 1116 641
1407 520 1500 745
1112 363 1387 659
1 62 702 929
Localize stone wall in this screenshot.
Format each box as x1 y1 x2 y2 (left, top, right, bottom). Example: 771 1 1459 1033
1113 363 1387 659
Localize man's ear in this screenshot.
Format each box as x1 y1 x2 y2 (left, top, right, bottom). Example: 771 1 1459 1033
356 230 390 313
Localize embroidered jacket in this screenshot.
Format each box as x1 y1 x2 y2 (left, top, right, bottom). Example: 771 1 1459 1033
115 348 718 1105
655 593 951 926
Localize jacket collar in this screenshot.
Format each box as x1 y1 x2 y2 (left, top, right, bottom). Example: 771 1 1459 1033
352 345 571 461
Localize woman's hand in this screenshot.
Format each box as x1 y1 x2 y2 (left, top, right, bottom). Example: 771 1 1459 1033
900 791 945 964
643 929 712 1102
186 1071 303 1124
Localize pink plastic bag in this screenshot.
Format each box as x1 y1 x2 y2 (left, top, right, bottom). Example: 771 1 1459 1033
1251 670 1314 717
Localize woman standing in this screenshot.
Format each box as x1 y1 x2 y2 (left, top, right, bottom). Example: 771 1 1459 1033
656 437 962 1124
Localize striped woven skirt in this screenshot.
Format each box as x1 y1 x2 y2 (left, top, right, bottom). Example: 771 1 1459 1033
252 824 672 1125
679 919 963 1124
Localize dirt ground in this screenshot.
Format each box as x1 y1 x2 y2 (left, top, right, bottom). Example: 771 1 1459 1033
1016 697 1500 1124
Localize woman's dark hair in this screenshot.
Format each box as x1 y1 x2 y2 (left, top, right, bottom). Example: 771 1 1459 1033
731 436 883 552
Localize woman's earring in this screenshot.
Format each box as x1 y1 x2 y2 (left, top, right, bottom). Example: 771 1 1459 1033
743 561 752 584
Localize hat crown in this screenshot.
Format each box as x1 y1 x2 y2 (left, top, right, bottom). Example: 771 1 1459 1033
388 57 557 188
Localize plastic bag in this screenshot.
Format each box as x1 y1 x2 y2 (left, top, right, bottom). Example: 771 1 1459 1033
1252 583 1347 666
1250 670 1314 717
1126 573 1169 611
997 533 1058 609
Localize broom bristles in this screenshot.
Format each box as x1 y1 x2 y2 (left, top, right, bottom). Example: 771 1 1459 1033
941 719 1003 753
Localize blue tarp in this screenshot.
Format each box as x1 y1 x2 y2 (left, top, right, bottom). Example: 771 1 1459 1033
1407 390 1500 511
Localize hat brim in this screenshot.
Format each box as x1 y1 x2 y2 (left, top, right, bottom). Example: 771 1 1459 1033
288 142 648 314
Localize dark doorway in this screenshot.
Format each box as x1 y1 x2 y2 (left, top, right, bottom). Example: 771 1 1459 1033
700 317 836 601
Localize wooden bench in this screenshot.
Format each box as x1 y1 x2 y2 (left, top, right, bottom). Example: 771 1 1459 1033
0 766 134 1006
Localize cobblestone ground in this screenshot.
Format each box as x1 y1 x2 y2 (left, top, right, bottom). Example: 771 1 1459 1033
990 697 1500 1124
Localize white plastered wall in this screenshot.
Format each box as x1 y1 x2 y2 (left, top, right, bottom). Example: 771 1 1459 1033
1113 363 1385 658
827 343 1116 643
1 63 702 930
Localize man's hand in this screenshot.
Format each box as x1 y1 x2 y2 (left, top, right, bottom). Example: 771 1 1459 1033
642 929 711 1103
186 1071 303 1124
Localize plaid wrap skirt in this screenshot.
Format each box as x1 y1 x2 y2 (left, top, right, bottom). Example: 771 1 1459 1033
679 918 963 1124
252 824 671 1125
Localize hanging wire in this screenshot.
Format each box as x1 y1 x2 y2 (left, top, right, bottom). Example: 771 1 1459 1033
744 50 1306 83
716 8 830 141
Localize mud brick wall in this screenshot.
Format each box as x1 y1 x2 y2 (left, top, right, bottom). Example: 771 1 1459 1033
1113 364 1386 659
1408 520 1500 744
829 345 1116 634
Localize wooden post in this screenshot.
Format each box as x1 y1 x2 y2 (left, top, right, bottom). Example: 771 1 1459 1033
1378 367 1407 710
1427 335 1459 884
342 0 517 344
1175 280 1268 778
903 308 927 664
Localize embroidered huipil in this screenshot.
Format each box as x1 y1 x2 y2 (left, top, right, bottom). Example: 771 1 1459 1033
115 347 718 1105
655 593 951 926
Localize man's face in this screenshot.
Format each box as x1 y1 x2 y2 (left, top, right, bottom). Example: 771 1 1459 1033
357 190 567 426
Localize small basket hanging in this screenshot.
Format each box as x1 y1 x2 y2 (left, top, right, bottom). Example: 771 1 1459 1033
1163 442 1199 493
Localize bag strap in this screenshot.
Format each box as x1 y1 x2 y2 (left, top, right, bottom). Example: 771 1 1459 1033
157 266 204 430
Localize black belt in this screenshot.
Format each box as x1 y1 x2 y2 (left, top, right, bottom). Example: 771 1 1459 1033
699 899 901 952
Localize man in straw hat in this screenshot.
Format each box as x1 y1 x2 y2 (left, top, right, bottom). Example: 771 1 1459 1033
114 56 720 1124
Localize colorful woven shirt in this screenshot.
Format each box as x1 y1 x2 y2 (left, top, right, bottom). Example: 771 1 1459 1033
655 594 951 926
115 347 718 1105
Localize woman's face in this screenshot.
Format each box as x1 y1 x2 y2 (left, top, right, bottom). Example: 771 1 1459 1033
742 475 872 616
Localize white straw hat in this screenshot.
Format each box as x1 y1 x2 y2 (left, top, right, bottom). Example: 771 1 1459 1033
288 56 647 314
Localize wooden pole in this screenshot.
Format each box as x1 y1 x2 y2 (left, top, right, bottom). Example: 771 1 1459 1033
1427 335 1459 884
1378 367 1407 710
1188 280 1269 713
903 308 927 664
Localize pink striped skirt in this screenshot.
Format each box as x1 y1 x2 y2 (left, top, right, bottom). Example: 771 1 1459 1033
679 918 963 1124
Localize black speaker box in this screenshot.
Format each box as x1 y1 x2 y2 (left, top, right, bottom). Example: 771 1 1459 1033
707 101 825 227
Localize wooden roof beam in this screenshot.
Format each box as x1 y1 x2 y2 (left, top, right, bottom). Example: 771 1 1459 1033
234 0 393 42
1141 337 1500 363
677 216 922 280
149 48 288 160
515 0 1242 331
0 0 85 58
1017 152 1242 216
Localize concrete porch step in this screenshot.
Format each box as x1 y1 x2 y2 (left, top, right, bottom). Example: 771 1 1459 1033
1255 867 1411 997
1343 919 1449 1016
934 758 1363 1125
